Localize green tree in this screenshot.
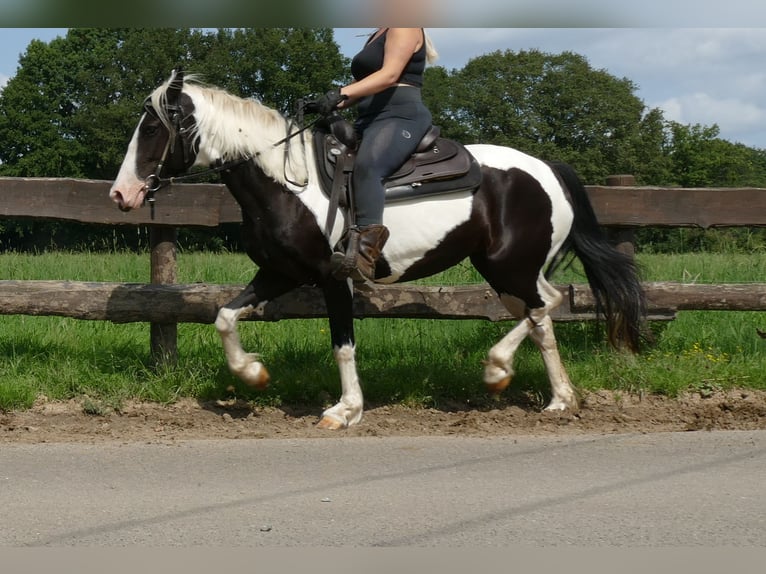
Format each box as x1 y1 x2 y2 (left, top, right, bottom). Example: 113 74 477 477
664 122 766 188
630 107 674 185
193 28 349 114
423 49 667 184
446 50 641 181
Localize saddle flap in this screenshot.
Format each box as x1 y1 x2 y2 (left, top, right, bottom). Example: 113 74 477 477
388 137 461 180
385 138 469 187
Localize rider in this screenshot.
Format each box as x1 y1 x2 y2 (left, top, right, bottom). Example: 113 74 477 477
310 28 438 281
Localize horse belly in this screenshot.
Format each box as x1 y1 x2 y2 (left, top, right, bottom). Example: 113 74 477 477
378 191 474 283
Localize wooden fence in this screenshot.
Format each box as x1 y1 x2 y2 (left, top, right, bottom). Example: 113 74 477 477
2 175 766 362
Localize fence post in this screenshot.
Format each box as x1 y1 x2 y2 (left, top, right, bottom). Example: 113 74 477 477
149 226 178 365
605 174 637 257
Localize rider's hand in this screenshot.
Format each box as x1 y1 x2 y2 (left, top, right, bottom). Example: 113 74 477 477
304 89 348 115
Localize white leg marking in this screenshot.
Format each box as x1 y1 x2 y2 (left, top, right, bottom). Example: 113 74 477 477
320 344 364 428
484 314 534 387
484 283 576 411
215 306 270 388
484 295 532 387
528 315 578 411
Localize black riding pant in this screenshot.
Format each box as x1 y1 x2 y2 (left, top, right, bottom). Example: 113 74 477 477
353 86 432 227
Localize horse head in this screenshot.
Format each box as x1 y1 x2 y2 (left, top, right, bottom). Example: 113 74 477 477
110 68 200 211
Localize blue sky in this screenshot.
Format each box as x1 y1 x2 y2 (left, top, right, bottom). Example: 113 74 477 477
2 27 766 149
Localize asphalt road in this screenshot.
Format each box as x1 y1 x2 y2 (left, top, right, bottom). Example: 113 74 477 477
1 431 764 547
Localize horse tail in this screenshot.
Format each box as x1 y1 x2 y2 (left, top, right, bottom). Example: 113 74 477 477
547 161 646 352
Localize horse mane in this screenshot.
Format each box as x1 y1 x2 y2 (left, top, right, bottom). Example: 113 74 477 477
149 74 309 188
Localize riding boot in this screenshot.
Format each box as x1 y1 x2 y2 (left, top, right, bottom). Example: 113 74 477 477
330 224 390 282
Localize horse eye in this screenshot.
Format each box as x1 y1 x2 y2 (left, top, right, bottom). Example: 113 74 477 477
142 125 159 137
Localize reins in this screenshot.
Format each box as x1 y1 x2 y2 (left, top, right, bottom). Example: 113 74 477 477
144 155 253 198
142 153 252 219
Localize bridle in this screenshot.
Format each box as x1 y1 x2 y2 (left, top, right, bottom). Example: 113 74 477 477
141 95 317 216
144 98 246 207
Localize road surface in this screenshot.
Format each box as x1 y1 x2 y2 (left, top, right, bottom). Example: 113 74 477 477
1 431 764 547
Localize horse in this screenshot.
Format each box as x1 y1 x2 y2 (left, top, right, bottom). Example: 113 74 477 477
109 69 646 429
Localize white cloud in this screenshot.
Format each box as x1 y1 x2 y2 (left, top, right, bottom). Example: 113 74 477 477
658 93 766 143
0 73 8 90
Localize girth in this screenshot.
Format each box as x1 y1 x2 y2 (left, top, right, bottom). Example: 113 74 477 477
313 115 482 236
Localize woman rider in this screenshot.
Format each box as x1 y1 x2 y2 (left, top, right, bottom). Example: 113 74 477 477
310 28 438 281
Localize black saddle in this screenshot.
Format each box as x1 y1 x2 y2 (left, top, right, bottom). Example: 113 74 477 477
313 114 482 231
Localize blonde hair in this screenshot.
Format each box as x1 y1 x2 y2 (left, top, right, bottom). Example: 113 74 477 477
424 30 438 64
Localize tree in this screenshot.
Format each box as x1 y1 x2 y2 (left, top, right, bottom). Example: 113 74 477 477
663 122 766 188
424 49 664 184
193 28 349 114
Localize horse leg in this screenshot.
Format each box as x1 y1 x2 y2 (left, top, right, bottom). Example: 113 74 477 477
483 294 535 395
215 270 297 389
528 314 579 411
528 278 579 410
484 276 578 411
317 279 363 430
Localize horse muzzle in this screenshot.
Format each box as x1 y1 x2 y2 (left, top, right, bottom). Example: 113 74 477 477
109 186 146 212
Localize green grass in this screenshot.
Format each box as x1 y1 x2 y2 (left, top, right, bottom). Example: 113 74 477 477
1 250 764 412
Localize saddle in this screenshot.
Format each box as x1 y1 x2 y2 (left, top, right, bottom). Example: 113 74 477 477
313 114 482 235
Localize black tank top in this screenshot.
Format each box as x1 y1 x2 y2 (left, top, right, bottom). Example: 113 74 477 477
350 29 426 88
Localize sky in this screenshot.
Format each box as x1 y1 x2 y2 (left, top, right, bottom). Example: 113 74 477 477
1 27 766 150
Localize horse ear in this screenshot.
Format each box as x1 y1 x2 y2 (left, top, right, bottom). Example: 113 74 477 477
167 68 184 103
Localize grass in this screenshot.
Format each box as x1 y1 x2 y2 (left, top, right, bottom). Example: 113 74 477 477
1 250 764 412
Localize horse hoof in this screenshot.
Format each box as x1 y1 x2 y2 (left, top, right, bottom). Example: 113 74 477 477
316 415 346 430
486 376 511 396
243 364 270 390
253 370 270 390
544 396 579 412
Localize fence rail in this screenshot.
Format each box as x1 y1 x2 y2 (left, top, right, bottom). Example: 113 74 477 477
3 176 766 228
2 176 765 362
2 279 765 323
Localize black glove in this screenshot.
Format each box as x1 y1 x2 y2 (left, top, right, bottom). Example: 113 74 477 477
304 88 348 115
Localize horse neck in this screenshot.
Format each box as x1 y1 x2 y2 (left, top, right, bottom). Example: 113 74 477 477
193 89 308 189
219 160 276 212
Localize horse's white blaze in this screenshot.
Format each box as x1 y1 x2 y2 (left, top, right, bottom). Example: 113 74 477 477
109 118 147 209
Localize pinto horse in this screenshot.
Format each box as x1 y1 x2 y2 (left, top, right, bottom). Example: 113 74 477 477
110 70 645 429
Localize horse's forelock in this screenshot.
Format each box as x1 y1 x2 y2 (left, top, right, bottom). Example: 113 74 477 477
148 73 205 133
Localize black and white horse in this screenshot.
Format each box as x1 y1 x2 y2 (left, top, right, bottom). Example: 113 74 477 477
110 70 645 429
